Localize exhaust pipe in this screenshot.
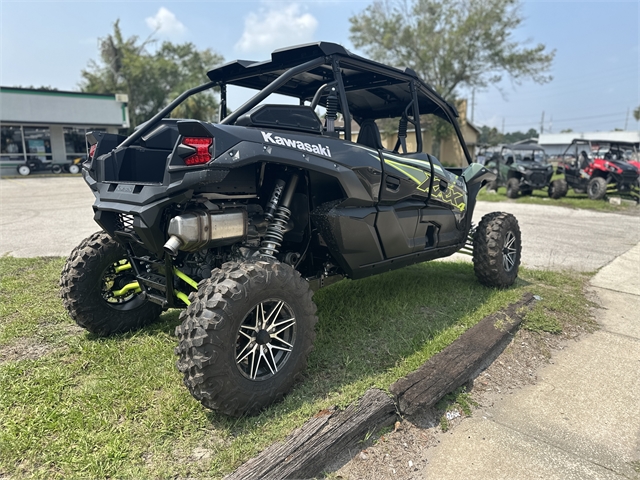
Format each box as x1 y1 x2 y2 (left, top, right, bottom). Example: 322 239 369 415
163 209 246 255
164 235 183 256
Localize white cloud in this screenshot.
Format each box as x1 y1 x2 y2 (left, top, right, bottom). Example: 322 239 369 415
146 7 186 36
235 3 318 55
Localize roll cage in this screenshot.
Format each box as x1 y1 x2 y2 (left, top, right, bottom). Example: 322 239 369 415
121 42 473 165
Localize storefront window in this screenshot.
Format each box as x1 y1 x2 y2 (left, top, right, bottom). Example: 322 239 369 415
0 125 25 161
23 126 52 166
64 126 105 162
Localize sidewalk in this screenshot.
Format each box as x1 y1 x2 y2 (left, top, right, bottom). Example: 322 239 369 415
424 243 640 479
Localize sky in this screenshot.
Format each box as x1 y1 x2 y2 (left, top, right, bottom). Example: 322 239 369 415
0 0 638 134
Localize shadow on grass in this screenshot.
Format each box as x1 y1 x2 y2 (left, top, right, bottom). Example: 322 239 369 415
187 261 517 434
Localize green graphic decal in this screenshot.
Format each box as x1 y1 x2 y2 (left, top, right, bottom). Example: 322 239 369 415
384 158 431 192
432 180 467 212
383 155 467 211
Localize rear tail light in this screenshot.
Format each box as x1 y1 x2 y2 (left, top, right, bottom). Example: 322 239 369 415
181 137 213 166
89 143 97 159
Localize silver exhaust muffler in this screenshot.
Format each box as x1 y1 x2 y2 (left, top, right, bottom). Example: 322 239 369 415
164 210 247 255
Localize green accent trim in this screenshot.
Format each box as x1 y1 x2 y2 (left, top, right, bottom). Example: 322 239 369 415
175 291 191 305
114 263 132 273
0 87 116 101
111 281 141 297
121 104 126 123
174 268 199 290
384 158 431 192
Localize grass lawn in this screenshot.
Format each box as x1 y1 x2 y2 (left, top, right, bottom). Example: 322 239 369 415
477 184 639 213
0 256 594 479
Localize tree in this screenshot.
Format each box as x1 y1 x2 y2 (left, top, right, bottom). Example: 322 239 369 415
349 0 555 101
81 20 223 130
634 106 640 122
478 126 538 146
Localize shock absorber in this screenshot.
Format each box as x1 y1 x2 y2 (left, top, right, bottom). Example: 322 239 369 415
260 174 299 258
325 88 339 133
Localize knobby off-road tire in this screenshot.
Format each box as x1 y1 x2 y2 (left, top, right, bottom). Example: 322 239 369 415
587 176 607 200
485 180 498 192
506 178 520 198
548 179 568 199
473 212 521 288
60 231 162 336
175 259 318 417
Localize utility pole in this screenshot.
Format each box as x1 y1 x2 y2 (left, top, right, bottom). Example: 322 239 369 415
624 107 630 130
540 111 545 134
502 117 505 135
549 115 553 133
471 89 475 123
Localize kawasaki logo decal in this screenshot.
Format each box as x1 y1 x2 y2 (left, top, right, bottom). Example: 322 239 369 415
261 131 331 158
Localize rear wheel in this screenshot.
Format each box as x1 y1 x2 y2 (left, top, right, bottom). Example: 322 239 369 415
473 212 521 288
485 180 498 192
587 177 607 200
60 231 162 336
17 165 30 176
175 259 317 416
68 164 81 174
548 179 568 199
506 178 520 198
51 164 63 174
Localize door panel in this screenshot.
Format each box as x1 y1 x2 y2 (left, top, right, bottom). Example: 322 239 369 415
379 151 433 204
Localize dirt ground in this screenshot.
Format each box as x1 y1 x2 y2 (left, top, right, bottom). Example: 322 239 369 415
329 294 598 480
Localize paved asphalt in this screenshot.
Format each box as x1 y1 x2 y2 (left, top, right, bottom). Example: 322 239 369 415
1 176 639 270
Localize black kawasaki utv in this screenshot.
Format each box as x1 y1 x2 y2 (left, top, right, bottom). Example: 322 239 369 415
60 42 522 416
483 144 557 198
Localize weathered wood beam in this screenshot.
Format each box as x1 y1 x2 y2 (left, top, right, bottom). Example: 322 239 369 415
225 292 536 479
390 292 535 415
225 388 396 480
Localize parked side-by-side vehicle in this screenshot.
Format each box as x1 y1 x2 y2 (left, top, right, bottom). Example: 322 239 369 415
60 42 522 416
555 139 639 200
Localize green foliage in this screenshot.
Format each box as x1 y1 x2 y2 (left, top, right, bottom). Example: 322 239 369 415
478 125 539 146
349 0 555 102
437 386 478 431
80 20 224 131
477 184 637 213
633 106 640 122
523 304 562 333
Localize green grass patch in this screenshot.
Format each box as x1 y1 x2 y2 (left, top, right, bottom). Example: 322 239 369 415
477 185 637 213
0 257 593 479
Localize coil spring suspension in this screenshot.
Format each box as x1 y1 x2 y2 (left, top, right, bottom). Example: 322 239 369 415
259 206 291 258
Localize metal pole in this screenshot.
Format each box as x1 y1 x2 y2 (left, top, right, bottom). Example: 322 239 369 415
119 81 217 149
220 57 325 126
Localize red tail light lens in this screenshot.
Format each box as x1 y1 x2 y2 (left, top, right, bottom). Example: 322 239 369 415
182 137 213 165
89 144 97 159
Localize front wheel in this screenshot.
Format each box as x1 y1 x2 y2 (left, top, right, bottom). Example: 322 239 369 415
175 259 318 416
473 212 521 288
60 231 163 336
587 177 607 200
68 164 81 174
506 178 520 198
17 165 31 176
548 179 568 199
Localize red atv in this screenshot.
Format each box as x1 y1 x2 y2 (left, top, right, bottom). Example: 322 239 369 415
555 139 639 201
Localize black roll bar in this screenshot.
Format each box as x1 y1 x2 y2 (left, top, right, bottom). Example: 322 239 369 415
118 81 217 149
220 56 326 126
